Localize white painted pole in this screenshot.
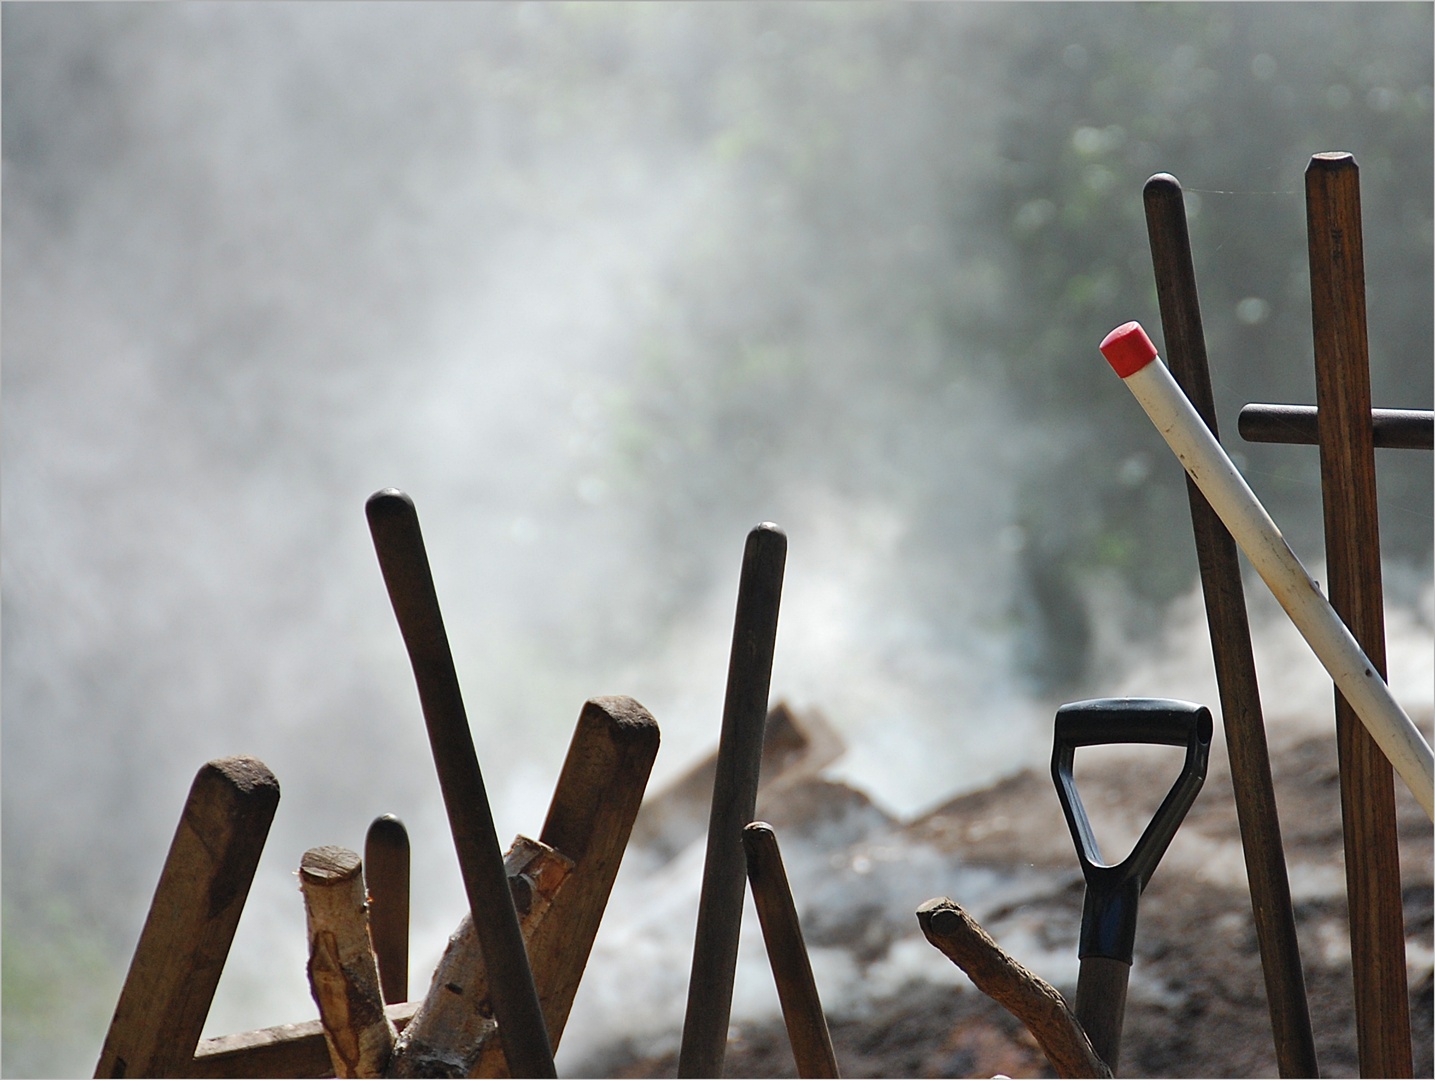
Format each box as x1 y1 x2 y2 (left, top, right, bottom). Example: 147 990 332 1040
1100 321 1434 820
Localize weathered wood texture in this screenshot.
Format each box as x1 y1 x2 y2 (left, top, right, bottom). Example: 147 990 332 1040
471 695 661 1077
365 815 412 1006
390 838 572 1078
301 846 395 1078
1306 151 1412 1078
743 823 840 1079
917 899 1111 1080
367 488 554 1078
95 756 280 1079
680 523 787 1079
1143 171 1317 1079
191 1003 418 1079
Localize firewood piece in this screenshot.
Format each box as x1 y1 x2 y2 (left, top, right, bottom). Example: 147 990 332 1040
301 846 396 1078
916 898 1111 1080
389 837 573 1078
472 695 662 1077
191 1002 419 1078
366 815 412 1005
95 756 280 1079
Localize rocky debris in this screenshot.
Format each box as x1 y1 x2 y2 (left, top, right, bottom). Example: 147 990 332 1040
582 705 1434 1078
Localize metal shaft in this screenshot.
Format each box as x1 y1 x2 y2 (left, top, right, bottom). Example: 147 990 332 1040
366 489 555 1078
1239 403 1433 450
1075 956 1130 1076
679 523 787 1078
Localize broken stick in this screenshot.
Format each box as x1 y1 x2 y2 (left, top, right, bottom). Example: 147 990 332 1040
916 898 1111 1080
300 846 395 1078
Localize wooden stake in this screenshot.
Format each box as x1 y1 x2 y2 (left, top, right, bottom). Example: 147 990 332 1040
366 815 411 1006
95 756 279 1079
917 899 1111 1080
1143 172 1318 1079
680 523 787 1079
470 695 661 1075
366 488 555 1078
300 846 395 1078
743 823 840 1079
1306 151 1412 1078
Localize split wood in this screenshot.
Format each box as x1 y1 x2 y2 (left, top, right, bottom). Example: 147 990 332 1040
188 695 660 1079
1142 171 1317 1078
1306 151 1412 1078
916 898 1111 1080
95 756 280 1079
301 846 396 1078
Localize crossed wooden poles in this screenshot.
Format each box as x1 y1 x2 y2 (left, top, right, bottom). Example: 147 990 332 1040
94 498 842 1078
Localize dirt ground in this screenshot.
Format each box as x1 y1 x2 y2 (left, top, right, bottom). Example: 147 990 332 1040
586 714 1434 1079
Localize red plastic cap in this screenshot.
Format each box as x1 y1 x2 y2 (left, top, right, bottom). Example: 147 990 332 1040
1100 321 1159 378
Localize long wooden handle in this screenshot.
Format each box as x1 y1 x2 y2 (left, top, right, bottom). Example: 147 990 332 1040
366 489 554 1078
743 823 840 1079
1307 151 1413 1079
679 523 787 1078
1142 171 1317 1079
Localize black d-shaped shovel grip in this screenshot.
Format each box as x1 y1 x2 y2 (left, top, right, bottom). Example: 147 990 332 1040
1052 698 1212 963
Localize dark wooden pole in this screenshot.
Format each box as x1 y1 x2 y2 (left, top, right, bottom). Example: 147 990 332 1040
1239 404 1433 450
679 523 787 1078
96 756 280 1078
366 489 555 1079
1305 152 1412 1079
1142 172 1318 1079
365 814 411 1006
743 823 839 1079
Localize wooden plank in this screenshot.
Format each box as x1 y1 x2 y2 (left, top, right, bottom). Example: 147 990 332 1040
679 523 787 1079
191 1003 418 1079
365 815 411 1006
917 899 1110 1080
743 823 839 1079
95 756 280 1078
366 488 555 1078
1305 151 1412 1078
300 846 394 1078
471 695 661 1077
1143 172 1317 1078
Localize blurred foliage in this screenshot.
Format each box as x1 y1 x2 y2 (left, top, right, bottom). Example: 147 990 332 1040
603 2 1432 688
962 3 1433 623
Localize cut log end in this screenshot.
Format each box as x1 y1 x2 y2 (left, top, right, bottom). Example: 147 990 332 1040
301 846 364 885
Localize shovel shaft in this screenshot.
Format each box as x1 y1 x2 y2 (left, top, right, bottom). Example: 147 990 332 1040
1074 956 1129 1076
